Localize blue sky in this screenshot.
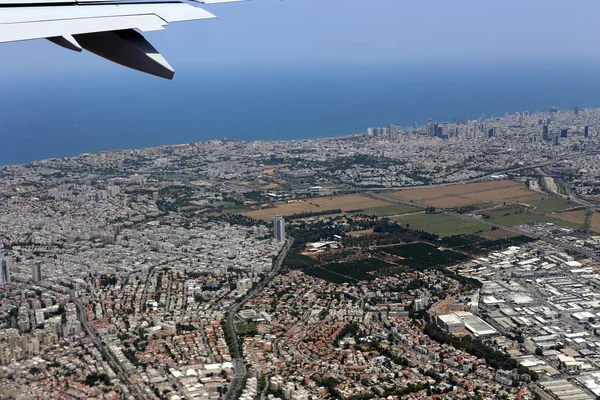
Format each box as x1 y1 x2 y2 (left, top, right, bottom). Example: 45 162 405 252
1 0 600 78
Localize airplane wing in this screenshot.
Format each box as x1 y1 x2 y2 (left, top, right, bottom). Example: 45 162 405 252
0 0 247 79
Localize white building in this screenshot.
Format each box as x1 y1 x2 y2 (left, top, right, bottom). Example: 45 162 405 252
274 216 286 242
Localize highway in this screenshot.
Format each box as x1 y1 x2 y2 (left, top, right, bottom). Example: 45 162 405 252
224 237 293 400
72 297 149 399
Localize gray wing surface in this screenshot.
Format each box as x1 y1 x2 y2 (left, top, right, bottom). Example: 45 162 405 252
0 0 247 79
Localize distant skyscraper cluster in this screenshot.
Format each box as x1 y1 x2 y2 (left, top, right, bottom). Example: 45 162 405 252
274 216 286 242
364 106 589 144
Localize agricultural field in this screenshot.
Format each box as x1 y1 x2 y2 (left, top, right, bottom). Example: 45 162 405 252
244 194 393 220
550 210 588 227
388 179 591 229
390 180 572 211
390 180 531 206
304 258 397 284
393 212 516 238
588 213 600 233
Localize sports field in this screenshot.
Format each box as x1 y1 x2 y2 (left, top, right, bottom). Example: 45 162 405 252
244 194 393 220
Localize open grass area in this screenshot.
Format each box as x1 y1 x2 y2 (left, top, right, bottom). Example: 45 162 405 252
521 196 573 214
352 203 419 216
393 212 503 237
481 207 583 228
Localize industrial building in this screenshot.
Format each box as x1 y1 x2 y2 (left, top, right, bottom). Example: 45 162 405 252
437 311 497 337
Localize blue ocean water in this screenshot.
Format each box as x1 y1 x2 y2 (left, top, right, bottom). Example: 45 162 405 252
1 61 600 165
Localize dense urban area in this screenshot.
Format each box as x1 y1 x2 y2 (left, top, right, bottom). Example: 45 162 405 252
3 107 600 400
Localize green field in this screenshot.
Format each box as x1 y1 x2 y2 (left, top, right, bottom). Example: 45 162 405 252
352 203 419 216
393 212 500 237
237 323 259 336
524 196 573 214
481 207 582 228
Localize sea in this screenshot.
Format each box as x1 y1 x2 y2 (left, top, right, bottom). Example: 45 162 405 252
1 60 600 165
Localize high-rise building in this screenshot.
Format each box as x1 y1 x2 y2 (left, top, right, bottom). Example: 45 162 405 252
441 122 449 135
388 124 397 141
488 128 496 138
553 135 560 146
585 126 590 138
274 216 286 242
550 107 559 114
0 247 9 285
574 105 580 116
560 129 568 138
32 263 42 283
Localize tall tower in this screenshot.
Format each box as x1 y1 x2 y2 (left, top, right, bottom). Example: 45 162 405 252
388 124 397 141
273 216 286 242
32 263 42 283
0 246 10 285
574 105 580 116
